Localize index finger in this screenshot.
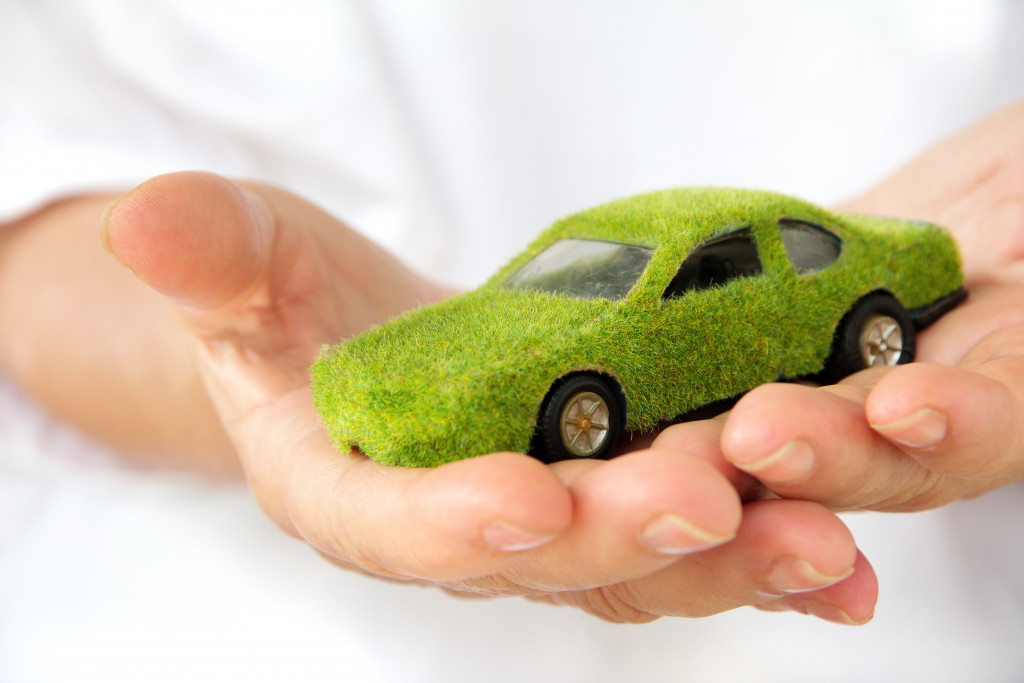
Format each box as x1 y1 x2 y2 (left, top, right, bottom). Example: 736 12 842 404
236 388 575 582
721 345 1024 512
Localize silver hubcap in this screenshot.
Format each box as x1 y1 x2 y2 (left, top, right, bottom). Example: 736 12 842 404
560 391 610 457
859 314 904 367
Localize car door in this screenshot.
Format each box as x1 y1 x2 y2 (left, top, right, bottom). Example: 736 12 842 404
651 223 787 417
773 217 846 374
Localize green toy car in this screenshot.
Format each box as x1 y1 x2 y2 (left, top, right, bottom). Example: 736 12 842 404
312 188 965 467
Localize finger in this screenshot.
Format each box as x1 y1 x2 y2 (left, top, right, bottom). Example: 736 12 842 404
101 171 439 370
102 171 446 421
549 500 872 624
101 170 314 415
867 329 1024 483
721 380 934 510
652 416 766 501
758 550 877 625
484 449 741 592
244 389 575 582
724 346 1024 511
103 172 306 415
102 171 274 310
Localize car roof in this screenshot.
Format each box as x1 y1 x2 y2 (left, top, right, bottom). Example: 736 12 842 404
546 187 838 248
486 187 868 292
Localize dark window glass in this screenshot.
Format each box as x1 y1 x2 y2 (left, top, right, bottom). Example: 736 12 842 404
664 227 761 297
779 219 842 274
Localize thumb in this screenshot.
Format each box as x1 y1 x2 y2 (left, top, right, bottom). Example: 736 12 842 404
100 171 308 423
101 170 273 311
97 170 445 422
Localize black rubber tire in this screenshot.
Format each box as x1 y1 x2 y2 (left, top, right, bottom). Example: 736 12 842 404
534 374 623 464
824 291 915 382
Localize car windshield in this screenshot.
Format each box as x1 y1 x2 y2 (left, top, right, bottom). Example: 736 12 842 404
502 238 654 300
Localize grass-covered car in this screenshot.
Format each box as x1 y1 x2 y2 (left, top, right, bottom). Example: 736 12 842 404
312 188 965 467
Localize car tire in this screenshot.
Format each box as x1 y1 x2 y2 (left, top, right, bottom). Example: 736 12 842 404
824 291 915 381
535 374 623 463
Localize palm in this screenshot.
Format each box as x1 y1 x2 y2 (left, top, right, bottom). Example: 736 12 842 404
103 171 875 624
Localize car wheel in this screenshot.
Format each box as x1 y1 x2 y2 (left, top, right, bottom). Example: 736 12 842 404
535 374 623 463
825 291 915 381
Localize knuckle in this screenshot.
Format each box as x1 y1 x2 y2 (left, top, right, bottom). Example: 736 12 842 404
412 543 478 580
569 585 662 624
446 575 538 598
878 467 950 511
315 550 420 582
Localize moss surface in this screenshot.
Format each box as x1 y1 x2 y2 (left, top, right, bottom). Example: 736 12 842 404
312 188 964 467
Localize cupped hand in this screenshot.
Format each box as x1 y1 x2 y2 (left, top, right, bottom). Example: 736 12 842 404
101 171 875 624
687 101 1024 512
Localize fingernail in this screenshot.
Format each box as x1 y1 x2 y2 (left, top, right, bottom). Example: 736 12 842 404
776 596 874 625
766 556 854 594
642 513 735 555
734 439 815 482
99 197 123 260
805 603 873 626
871 407 947 449
482 521 556 552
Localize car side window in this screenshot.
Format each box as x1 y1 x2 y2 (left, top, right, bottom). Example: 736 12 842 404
779 218 841 274
663 227 762 297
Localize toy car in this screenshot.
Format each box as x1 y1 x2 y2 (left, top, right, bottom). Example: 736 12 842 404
312 188 965 467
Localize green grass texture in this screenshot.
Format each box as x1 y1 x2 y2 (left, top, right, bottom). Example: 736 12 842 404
312 187 963 467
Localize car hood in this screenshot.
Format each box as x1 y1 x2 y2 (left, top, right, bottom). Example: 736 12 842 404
311 287 615 466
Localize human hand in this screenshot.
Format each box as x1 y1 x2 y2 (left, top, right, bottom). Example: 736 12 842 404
679 102 1024 512
100 171 876 624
